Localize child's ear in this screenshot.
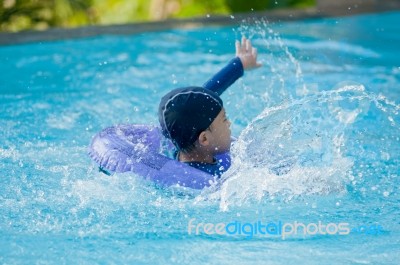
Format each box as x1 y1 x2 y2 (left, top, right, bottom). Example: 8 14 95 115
198 131 209 146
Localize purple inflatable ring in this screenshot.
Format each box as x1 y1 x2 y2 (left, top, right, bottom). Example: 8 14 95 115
88 124 231 189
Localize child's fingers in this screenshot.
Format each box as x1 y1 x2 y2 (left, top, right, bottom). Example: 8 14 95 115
246 39 251 52
252 47 257 58
235 40 240 55
254 50 262 67
241 36 247 52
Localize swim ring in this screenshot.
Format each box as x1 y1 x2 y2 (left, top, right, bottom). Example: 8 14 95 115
88 124 231 189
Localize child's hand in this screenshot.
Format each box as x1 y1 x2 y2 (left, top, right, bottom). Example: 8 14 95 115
236 36 262 70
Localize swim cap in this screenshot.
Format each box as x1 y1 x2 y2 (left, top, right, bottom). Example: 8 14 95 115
158 86 223 150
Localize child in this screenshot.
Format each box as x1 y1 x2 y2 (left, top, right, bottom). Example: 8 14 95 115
158 37 261 176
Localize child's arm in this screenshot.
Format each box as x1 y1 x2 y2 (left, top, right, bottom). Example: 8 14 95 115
203 37 261 95
202 57 244 96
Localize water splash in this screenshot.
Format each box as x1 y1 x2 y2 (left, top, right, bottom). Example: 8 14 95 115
229 18 309 130
197 84 399 211
239 18 306 94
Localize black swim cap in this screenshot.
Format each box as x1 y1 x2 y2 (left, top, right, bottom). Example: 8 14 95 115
158 86 223 150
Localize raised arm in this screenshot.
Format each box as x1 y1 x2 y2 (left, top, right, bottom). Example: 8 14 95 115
202 57 244 95
203 37 261 95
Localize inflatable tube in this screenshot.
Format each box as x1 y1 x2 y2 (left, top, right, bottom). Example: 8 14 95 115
88 124 231 189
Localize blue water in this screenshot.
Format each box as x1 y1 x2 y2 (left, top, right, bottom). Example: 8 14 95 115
1 11 399 264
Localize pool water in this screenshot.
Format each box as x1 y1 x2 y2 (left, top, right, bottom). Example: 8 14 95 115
1 11 399 264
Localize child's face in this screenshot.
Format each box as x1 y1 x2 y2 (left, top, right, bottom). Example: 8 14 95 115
207 108 231 154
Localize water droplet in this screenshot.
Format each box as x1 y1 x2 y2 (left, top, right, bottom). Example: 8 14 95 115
171 74 177 84
380 151 390 161
388 116 395 126
230 15 235 19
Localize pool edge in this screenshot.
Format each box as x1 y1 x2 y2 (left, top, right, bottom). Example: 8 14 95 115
1 2 400 46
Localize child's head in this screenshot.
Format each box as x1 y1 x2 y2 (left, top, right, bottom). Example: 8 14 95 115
158 87 231 155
